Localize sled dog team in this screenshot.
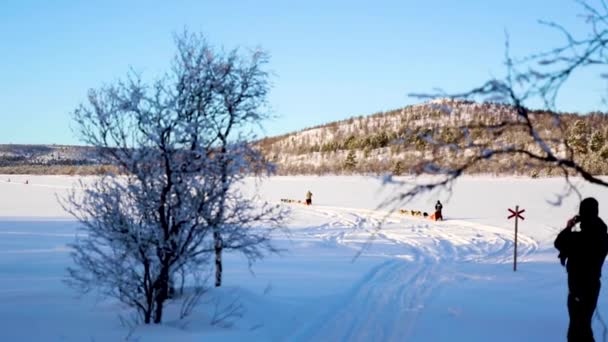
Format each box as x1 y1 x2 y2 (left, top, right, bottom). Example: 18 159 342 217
281 190 314 206
399 200 443 221
281 191 444 221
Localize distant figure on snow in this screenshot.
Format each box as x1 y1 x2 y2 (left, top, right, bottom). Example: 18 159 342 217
305 190 313 206
430 200 443 221
25 180 29 185
555 197 608 342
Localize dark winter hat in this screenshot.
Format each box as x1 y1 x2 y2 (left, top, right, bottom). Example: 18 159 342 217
579 197 599 219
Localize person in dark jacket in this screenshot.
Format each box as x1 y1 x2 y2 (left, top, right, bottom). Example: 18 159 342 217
555 197 608 342
434 200 443 221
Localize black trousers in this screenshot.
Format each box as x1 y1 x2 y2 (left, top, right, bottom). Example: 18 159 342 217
568 279 601 342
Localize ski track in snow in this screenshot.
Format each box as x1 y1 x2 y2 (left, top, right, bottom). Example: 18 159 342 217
286 204 538 342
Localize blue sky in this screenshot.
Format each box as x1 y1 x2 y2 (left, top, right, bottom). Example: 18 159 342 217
0 0 605 144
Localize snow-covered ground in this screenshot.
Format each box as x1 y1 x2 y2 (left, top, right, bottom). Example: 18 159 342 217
1 175 608 341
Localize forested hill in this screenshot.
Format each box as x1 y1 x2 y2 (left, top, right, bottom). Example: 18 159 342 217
2 99 608 176
0 144 105 174
256 99 608 176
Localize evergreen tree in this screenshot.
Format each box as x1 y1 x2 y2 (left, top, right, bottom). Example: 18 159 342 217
589 131 605 152
392 160 404 176
568 120 590 154
600 146 608 160
344 150 357 171
363 146 371 159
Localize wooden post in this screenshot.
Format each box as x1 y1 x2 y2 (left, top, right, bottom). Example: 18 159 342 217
513 205 518 272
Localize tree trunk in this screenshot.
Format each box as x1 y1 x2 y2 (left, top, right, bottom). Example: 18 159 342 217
143 259 154 324
214 231 223 287
214 145 228 288
153 265 170 324
153 298 164 324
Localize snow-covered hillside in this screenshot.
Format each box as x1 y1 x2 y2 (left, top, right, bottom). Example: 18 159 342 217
257 99 608 176
0 144 99 165
1 175 608 341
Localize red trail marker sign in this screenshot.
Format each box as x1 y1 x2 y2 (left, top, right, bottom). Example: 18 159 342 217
508 205 525 271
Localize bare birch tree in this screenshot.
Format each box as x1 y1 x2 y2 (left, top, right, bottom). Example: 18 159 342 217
64 32 287 324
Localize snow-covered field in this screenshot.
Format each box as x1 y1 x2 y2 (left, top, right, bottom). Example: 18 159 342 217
1 175 608 341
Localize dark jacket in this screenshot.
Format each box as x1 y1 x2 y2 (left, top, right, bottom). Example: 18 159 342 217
435 202 443 211
555 217 608 282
